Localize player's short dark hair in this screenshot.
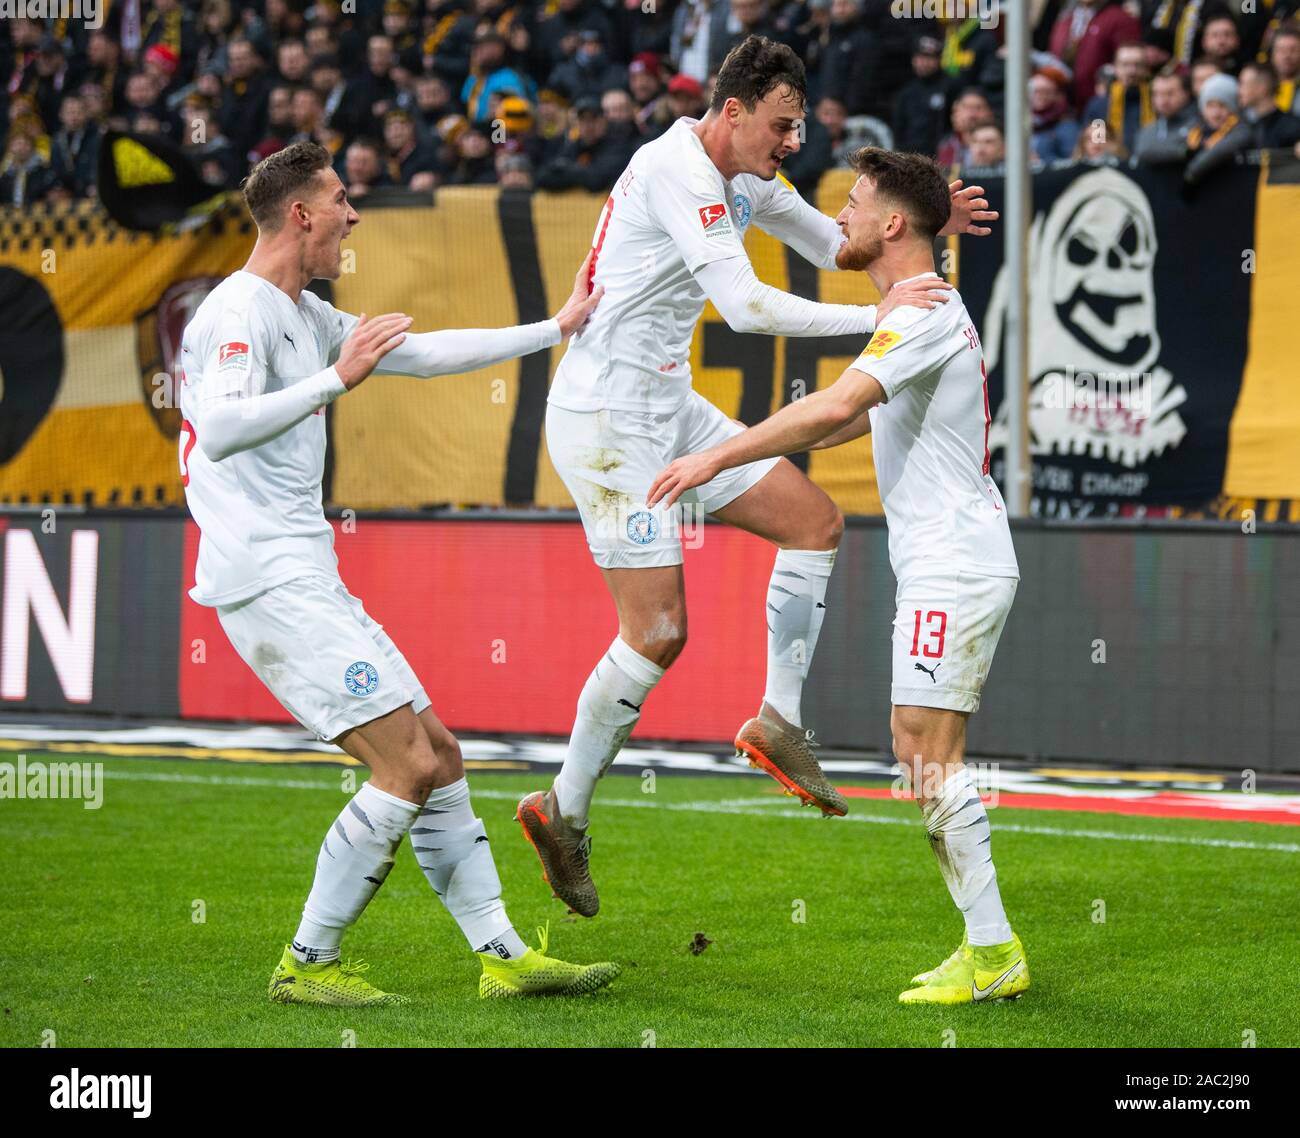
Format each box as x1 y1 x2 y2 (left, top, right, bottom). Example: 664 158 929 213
710 34 806 113
1275 21 1300 43
241 140 333 231
848 147 952 242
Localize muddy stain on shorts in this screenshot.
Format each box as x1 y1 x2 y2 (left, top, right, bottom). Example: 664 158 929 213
254 642 288 675
573 446 625 475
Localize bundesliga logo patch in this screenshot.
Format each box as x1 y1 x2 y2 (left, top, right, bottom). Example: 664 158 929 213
698 203 731 237
217 341 249 372
344 661 379 697
863 329 901 359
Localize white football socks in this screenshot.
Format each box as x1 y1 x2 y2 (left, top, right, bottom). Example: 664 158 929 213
409 777 527 958
920 766 1013 946
762 548 835 727
292 781 418 964
553 636 665 830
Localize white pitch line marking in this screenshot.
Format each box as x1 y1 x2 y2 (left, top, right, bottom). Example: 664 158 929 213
92 769 1300 854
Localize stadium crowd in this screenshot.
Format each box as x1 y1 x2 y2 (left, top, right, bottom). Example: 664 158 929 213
3 0 1300 207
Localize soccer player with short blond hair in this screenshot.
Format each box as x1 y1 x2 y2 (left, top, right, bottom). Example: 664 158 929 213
181 141 617 1004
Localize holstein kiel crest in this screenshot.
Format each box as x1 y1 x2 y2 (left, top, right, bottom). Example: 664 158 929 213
626 510 659 545
731 192 753 231
344 661 380 696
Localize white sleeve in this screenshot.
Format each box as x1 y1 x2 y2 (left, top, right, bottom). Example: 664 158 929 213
315 297 560 377
374 319 561 376
848 310 959 401
750 176 844 270
196 368 346 462
645 154 749 274
694 256 876 338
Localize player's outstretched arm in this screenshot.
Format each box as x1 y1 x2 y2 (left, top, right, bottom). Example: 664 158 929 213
809 406 872 450
197 312 411 461
696 255 876 337
697 257 951 340
646 368 885 509
942 181 998 238
371 253 604 378
335 311 415 388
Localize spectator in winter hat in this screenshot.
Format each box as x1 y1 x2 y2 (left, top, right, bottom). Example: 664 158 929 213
628 52 665 110
1184 69 1252 184
892 34 954 159
1029 68 1080 164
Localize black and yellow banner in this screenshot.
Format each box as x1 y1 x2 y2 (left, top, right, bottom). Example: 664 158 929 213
324 177 887 514
2 162 1298 513
0 197 253 507
959 157 1300 516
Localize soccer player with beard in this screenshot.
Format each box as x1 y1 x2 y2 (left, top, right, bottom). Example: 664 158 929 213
180 141 617 1004
647 148 1028 1005
517 36 998 919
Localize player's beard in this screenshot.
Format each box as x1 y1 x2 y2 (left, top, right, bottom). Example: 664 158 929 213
835 230 883 272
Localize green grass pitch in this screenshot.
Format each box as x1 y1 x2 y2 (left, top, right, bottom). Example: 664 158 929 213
1 753 1295 1048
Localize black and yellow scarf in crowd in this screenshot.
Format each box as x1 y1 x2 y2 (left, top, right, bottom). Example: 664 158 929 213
1106 80 1155 139
1186 113 1240 150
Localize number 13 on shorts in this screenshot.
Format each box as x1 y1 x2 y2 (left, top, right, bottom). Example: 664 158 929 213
890 574 1017 714
909 609 948 658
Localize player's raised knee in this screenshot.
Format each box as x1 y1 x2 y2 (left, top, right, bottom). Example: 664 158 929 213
792 491 843 550
627 611 687 669
823 502 845 549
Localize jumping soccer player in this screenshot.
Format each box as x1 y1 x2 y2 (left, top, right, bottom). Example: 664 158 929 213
518 35 997 918
179 141 617 1005
647 147 1028 1005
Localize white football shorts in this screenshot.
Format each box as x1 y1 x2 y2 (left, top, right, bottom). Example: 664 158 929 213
217 574 432 742
890 569 1018 714
546 391 779 569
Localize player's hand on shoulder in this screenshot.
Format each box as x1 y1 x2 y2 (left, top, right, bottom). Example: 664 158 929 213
335 312 413 389
555 250 604 340
877 277 952 322
943 179 998 237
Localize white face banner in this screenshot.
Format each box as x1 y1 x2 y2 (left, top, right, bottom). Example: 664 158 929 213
968 162 1257 518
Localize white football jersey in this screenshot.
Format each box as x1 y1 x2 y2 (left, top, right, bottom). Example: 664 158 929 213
179 271 353 606
547 117 844 415
852 273 1019 583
